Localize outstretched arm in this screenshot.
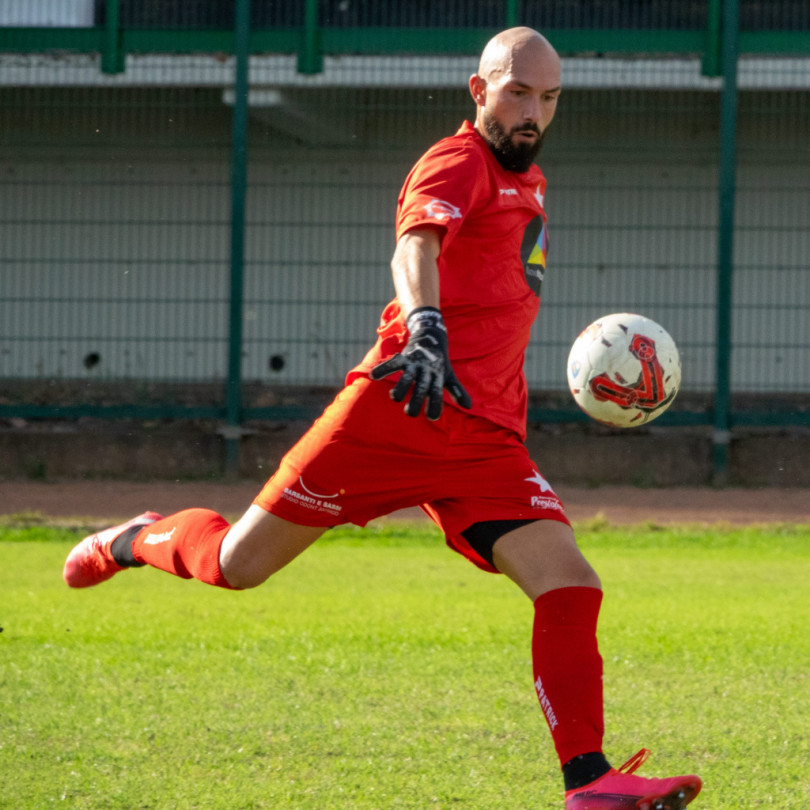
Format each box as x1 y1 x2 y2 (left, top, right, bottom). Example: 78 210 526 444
389 227 442 313
370 228 472 420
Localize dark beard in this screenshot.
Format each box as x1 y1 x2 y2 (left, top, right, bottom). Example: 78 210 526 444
482 112 544 172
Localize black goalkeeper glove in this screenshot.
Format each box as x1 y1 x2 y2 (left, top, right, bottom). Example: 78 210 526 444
370 306 473 420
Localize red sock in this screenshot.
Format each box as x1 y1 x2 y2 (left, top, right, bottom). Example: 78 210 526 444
131 508 237 589
532 586 605 765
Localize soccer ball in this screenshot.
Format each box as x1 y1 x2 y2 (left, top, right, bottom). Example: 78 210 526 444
566 312 681 428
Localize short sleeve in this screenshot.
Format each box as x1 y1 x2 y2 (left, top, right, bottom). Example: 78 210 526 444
395 137 486 246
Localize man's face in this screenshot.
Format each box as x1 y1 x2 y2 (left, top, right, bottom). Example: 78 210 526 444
471 43 561 172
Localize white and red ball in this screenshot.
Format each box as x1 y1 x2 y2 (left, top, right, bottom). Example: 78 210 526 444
566 312 681 428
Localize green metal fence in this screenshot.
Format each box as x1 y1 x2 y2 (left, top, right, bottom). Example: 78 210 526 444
0 0 808 480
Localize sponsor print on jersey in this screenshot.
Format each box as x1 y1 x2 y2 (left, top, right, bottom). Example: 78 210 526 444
423 198 463 222
531 495 564 511
281 476 344 517
520 215 548 297
525 470 564 511
525 471 553 492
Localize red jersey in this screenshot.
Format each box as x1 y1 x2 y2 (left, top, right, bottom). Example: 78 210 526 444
348 120 549 439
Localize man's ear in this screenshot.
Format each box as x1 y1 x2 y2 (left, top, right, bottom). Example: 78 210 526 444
469 74 487 107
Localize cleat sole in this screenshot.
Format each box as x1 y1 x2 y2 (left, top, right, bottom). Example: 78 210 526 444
641 785 697 810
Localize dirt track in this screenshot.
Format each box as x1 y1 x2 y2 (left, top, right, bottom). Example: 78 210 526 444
1 480 807 526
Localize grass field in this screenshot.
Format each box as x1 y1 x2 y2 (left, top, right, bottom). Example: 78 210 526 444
2 518 809 809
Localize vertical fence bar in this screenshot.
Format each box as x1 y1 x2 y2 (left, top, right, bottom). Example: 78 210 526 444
713 0 739 484
505 0 520 27
299 0 323 75
703 0 723 76
101 0 124 74
225 0 251 475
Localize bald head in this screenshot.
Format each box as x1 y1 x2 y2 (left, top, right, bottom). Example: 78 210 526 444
469 28 561 172
477 27 559 84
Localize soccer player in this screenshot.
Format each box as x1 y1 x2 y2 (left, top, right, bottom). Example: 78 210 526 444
64 27 702 809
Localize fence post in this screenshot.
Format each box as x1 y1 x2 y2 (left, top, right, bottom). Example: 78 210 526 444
299 0 323 75
713 0 739 484
224 0 251 476
702 0 723 76
505 0 520 27
101 0 124 74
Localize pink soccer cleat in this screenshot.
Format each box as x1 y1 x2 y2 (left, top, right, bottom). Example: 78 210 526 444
565 749 702 810
63 511 163 588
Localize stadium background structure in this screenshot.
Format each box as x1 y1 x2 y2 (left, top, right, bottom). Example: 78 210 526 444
0 0 808 484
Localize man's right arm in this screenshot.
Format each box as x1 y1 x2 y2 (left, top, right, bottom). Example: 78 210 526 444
370 227 472 420
390 227 442 313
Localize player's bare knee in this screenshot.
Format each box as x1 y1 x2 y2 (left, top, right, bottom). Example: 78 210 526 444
218 512 325 590
490 519 602 598
549 547 602 591
576 563 602 591
221 563 272 590
218 541 280 589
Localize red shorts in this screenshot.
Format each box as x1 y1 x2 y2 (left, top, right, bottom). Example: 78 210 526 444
254 377 570 573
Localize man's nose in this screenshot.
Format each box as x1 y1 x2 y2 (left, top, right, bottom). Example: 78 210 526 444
523 97 541 124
